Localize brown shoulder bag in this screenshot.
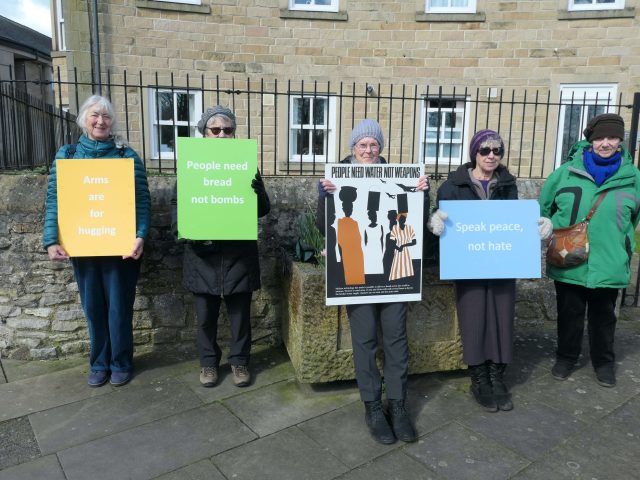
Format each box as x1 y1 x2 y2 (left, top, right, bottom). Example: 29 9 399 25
545 191 607 268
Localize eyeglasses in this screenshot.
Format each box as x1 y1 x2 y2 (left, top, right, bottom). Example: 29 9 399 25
355 143 380 152
478 147 504 156
207 127 235 135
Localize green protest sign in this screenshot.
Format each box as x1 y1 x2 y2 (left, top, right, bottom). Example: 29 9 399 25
177 137 257 240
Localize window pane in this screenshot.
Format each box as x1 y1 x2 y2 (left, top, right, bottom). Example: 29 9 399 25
426 144 437 158
294 129 310 155
158 92 173 121
177 125 190 138
430 0 448 6
313 98 326 126
443 144 461 158
176 93 189 122
561 106 581 162
316 0 332 4
160 125 175 152
427 112 440 128
313 130 325 155
293 98 310 125
597 0 615 3
451 0 468 6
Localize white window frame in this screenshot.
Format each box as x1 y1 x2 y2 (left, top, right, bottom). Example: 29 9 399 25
148 88 203 160
419 96 471 165
555 84 618 167
425 0 477 13
568 0 624 11
55 0 66 51
288 95 337 163
289 0 339 13
153 0 202 4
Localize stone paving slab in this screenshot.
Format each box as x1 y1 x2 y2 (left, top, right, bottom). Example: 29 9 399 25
336 450 446 480
459 399 586 461
0 455 65 480
407 374 476 435
2 357 86 382
213 426 349 480
519 364 640 423
222 378 360 437
153 459 226 480
0 366 111 421
178 346 296 404
30 377 203 454
298 400 396 468
0 416 40 470
512 422 640 479
405 422 530 480
57 402 257 480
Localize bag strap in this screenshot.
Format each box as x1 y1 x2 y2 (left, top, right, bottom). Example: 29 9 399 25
585 191 607 222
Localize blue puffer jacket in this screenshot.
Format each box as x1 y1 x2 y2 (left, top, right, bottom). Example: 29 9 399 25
42 134 151 248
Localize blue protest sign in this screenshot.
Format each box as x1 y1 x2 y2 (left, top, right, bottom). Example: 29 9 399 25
439 200 541 279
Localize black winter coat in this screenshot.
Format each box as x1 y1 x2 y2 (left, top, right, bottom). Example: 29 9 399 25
426 162 517 264
436 162 518 203
171 174 270 295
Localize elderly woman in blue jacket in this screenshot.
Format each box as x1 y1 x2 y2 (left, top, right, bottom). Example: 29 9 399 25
43 95 150 388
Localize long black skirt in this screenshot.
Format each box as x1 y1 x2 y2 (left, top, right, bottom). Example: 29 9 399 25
455 279 516 365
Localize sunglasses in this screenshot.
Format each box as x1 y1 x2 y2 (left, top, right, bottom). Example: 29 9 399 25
207 127 235 135
478 146 504 156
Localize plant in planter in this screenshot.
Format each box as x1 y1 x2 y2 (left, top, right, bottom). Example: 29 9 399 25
295 207 325 267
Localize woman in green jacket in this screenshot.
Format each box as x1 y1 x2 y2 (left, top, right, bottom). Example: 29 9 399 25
539 113 640 388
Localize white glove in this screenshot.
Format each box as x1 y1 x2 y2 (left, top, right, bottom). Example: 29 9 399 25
537 217 553 240
427 209 448 236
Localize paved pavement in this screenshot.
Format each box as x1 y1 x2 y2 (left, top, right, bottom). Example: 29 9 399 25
1 313 640 480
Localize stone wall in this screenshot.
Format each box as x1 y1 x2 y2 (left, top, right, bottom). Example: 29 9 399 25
0 173 554 361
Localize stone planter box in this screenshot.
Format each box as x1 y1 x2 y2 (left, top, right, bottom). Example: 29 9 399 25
283 261 465 383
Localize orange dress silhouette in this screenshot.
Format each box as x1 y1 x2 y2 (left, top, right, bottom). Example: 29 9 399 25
337 217 365 285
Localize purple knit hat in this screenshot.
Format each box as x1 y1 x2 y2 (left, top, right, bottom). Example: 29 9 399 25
469 129 504 164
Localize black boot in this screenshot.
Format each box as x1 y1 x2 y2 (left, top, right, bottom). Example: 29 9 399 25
364 400 396 444
488 362 514 411
469 364 498 412
388 399 417 443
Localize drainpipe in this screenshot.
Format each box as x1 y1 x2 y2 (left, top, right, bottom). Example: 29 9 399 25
87 0 102 94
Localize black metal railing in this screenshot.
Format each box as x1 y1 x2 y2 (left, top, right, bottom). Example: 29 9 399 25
1 70 639 180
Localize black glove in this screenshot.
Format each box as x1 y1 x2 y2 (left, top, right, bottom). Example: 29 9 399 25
251 172 265 196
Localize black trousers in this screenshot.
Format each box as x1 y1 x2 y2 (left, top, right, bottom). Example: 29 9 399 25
193 292 252 368
346 302 408 402
554 281 619 369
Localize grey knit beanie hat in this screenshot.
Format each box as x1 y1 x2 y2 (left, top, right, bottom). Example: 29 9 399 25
197 105 236 135
349 119 384 151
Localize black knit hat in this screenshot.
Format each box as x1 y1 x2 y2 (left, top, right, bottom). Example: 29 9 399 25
583 114 625 142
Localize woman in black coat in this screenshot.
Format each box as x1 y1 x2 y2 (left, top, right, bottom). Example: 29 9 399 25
428 129 518 412
172 106 270 388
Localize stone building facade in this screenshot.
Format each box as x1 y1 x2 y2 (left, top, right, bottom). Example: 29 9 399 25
48 0 640 177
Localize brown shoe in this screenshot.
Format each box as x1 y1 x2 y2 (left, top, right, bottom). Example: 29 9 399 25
199 366 218 387
231 364 251 387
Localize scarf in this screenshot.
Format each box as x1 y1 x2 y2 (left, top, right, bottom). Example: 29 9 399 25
583 148 622 187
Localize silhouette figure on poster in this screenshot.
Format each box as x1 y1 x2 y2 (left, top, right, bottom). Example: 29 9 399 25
389 193 416 281
337 186 365 285
383 209 398 280
363 191 384 275
325 194 344 285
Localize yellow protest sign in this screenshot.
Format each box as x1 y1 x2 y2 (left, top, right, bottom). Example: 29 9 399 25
56 159 135 256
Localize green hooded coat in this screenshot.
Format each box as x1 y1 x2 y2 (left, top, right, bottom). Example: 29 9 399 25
540 140 640 288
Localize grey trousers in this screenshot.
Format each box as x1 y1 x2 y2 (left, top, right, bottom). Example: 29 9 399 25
346 302 409 402
455 279 516 366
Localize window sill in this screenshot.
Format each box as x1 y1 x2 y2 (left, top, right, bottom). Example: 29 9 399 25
558 7 634 20
51 50 68 58
279 9 348 21
136 0 210 14
416 12 486 22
